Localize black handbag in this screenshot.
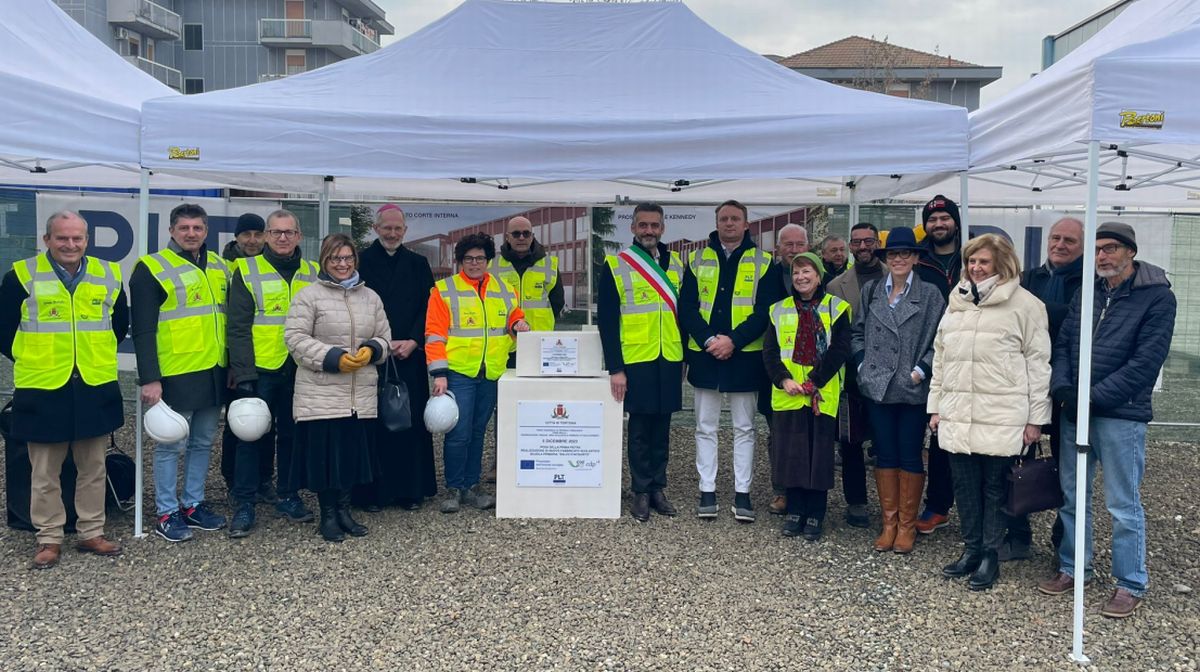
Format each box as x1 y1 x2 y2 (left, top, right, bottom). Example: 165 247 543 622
1002 442 1063 517
378 357 413 432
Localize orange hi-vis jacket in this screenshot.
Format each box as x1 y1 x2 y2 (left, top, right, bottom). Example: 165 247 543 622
426 271 525 380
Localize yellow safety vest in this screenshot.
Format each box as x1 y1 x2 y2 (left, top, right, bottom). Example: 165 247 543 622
488 254 559 333
139 248 228 376
605 251 684 365
11 255 121 390
686 246 772 352
768 294 849 415
234 255 317 370
434 273 518 381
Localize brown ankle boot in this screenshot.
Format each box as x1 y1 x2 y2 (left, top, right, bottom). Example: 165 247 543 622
894 471 925 554
873 469 900 552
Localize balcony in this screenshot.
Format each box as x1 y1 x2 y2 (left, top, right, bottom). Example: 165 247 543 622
258 73 291 83
108 0 181 41
259 19 380 58
125 55 182 91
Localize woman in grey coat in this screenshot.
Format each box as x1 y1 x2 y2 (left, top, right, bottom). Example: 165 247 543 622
850 227 945 555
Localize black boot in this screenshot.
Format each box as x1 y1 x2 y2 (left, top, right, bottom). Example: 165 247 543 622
318 491 344 543
942 551 984 578
969 550 1000 591
336 492 368 537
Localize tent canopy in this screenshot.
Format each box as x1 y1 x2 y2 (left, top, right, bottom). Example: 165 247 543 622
142 0 968 202
858 0 1200 206
0 0 177 171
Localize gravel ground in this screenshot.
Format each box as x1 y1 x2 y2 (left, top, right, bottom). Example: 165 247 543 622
1 410 1197 672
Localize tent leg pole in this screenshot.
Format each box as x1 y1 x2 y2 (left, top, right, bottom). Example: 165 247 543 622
586 205 594 326
319 176 332 239
1069 141 1100 666
134 167 150 539
959 173 970 249
847 184 858 238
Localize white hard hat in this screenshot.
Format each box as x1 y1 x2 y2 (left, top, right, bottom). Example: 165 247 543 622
144 401 189 443
227 397 273 442
424 390 459 434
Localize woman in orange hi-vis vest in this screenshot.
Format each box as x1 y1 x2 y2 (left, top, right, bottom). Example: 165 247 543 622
425 233 528 514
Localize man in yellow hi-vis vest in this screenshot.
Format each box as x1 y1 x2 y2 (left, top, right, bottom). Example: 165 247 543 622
0 211 128 569
226 209 317 537
131 203 229 543
678 200 773 523
597 202 683 523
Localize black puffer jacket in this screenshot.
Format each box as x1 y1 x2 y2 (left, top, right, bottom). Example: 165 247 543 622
1051 262 1176 423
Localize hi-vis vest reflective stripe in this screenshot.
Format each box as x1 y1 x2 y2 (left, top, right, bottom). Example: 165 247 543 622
12 255 121 390
687 246 772 352
235 255 317 370
488 254 559 332
768 294 849 415
140 249 229 376
430 273 517 381
605 251 684 365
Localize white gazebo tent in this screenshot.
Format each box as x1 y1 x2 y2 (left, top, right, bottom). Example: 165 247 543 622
140 0 969 213
864 0 1200 662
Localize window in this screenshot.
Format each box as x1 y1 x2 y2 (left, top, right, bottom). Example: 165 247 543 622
184 24 202 50
184 78 204 95
286 50 307 76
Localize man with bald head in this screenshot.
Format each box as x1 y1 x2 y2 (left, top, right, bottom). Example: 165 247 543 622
1003 216 1085 560
490 215 564 354
1 211 128 567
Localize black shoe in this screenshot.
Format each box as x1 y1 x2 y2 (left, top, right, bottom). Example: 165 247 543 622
732 492 756 523
998 537 1032 562
317 493 344 543
801 517 823 541
969 551 1000 591
358 503 383 513
781 514 803 537
398 499 422 511
697 491 718 519
337 494 368 537
631 493 650 522
845 504 870 529
228 503 255 539
649 491 677 517
942 551 984 578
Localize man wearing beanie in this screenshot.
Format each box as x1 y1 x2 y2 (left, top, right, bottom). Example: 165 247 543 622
912 195 961 536
1038 221 1176 619
222 213 266 262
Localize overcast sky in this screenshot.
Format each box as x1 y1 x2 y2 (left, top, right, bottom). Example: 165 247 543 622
374 0 1116 105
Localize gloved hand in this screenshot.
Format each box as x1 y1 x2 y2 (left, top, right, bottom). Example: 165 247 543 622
339 353 368 373
356 341 381 362
348 347 372 364
235 381 256 396
798 380 823 416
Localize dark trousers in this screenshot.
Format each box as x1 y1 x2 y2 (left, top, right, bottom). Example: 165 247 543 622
1007 407 1065 545
785 487 828 523
924 433 955 515
233 369 296 503
839 441 867 506
627 413 670 494
948 452 1011 554
867 401 927 474
222 388 274 491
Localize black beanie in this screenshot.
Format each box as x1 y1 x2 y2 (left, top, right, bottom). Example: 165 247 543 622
235 213 265 235
922 195 961 230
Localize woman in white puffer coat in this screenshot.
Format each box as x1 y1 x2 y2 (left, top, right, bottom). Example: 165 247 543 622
927 234 1051 591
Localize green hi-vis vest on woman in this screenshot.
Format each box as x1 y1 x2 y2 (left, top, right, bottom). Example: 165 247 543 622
11 255 122 390
605 251 684 365
488 254 558 332
434 273 518 381
234 255 318 369
768 294 849 415
686 246 772 352
140 248 229 376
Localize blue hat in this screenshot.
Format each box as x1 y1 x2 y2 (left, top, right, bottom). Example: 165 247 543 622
875 227 924 259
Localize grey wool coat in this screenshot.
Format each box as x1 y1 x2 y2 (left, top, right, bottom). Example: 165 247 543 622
850 273 945 405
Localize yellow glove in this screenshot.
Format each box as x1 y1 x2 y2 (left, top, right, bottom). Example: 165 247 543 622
338 353 368 373
351 346 374 363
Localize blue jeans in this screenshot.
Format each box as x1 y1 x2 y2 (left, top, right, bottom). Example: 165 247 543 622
866 402 927 474
154 404 221 516
233 369 297 503
1057 416 1149 596
442 371 497 491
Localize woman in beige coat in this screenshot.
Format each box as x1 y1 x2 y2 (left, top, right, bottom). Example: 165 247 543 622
928 234 1051 590
285 234 391 542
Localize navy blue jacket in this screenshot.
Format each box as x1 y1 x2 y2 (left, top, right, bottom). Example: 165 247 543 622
1051 262 1176 423
1021 260 1084 346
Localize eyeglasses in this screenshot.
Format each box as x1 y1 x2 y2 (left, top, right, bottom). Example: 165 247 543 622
266 229 299 239
1096 243 1125 256
849 239 877 248
462 255 488 264
326 254 355 265
509 230 532 239
886 250 915 259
